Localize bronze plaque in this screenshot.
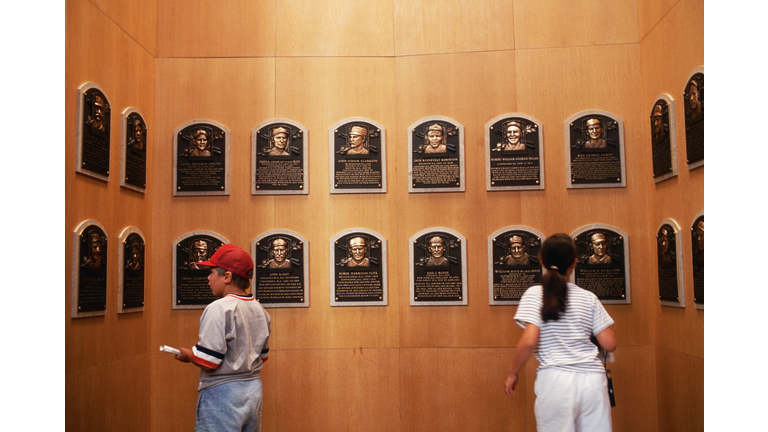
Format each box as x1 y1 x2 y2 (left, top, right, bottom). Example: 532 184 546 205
408 116 465 193
486 114 545 191
650 96 678 183
76 83 111 181
172 232 227 309
684 70 704 169
119 229 145 312
121 108 147 192
691 213 704 307
253 231 309 307
488 227 544 305
330 229 387 306
565 111 626 189
74 222 108 316
252 120 308 195
657 221 683 305
173 120 229 196
409 228 467 306
329 118 386 194
572 225 631 304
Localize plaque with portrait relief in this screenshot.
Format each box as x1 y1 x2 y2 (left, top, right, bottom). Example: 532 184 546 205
173 120 230 196
565 110 626 189
172 231 228 309
330 229 387 307
408 116 465 193
691 211 704 309
71 220 108 318
329 118 386 194
485 114 545 191
118 227 146 313
409 228 467 306
684 68 704 170
488 226 545 305
253 230 309 308
571 225 631 305
252 120 308 195
656 219 685 308
650 95 678 183
76 83 111 181
121 108 148 193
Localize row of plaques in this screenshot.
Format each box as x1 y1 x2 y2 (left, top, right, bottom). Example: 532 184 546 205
75 68 703 195
72 214 704 318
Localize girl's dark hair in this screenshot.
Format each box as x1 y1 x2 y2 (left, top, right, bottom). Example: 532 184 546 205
214 267 252 290
538 234 577 322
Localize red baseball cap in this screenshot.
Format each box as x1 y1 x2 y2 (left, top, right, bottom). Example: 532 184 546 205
196 244 254 279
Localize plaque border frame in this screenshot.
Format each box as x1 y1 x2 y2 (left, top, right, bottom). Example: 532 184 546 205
76 82 111 182
564 110 627 189
328 117 387 194
120 107 148 193
657 218 685 308
408 116 466 194
651 94 679 184
251 119 309 195
487 226 546 306
252 229 310 308
484 113 546 191
71 219 108 319
409 227 468 306
172 230 230 310
570 224 631 305
118 226 146 314
329 228 388 307
691 210 704 310
684 66 705 171
173 119 231 196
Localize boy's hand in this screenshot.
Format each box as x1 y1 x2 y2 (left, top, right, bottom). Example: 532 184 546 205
175 347 193 363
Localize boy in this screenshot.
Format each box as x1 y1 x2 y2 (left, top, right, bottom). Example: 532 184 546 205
175 244 271 432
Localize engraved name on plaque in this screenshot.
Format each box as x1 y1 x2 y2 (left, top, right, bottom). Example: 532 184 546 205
329 118 386 194
565 111 626 189
657 219 685 308
253 230 309 308
488 226 545 305
118 227 146 313
684 68 704 170
571 225 631 305
691 212 704 309
330 229 387 307
172 231 228 309
173 120 230 196
121 108 148 193
409 228 467 306
485 114 545 191
408 116 465 193
252 120 308 195
650 95 678 183
76 83 111 181
71 220 108 318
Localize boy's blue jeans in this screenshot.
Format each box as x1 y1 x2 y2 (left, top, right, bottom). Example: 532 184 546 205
195 378 263 432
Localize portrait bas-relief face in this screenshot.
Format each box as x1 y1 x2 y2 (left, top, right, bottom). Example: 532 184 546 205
586 232 611 265
86 91 111 134
347 236 369 267
125 237 145 271
650 102 666 142
266 126 291 156
187 239 211 270
657 226 675 264
685 78 703 121
82 229 107 269
267 238 292 269
425 235 449 267
128 114 147 151
505 235 530 266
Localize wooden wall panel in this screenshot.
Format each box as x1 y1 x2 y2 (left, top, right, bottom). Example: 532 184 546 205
275 349 400 431
276 0 394 57
513 0 640 49
636 0 679 41
394 0 515 56
66 356 152 431
66 0 155 376
89 0 157 55
655 348 704 432
641 0 704 359
156 0 275 58
400 348 522 432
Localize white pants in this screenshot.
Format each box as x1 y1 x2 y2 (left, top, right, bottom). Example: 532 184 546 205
534 368 612 432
